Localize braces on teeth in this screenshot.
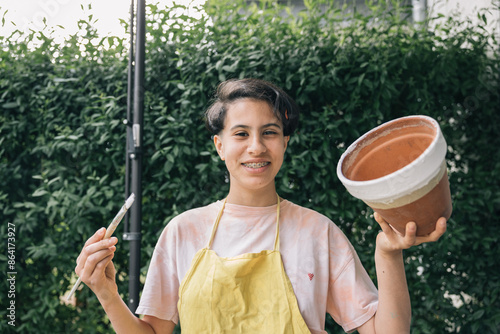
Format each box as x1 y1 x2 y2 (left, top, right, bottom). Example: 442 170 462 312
244 162 269 168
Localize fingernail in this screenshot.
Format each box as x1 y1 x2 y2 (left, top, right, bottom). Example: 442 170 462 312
99 227 105 233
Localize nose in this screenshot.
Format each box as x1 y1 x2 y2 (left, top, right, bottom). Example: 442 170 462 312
247 134 267 155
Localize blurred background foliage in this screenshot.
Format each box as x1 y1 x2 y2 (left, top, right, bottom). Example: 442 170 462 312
1 0 499 333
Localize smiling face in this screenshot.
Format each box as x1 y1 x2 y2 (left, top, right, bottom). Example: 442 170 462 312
214 98 289 205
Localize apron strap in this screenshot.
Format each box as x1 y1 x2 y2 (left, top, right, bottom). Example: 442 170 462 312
206 198 227 249
206 195 281 251
274 195 281 252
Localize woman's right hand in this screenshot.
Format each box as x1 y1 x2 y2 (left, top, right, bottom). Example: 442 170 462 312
75 227 119 304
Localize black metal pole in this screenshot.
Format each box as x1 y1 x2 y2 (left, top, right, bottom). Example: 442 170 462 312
124 0 134 235
127 0 145 313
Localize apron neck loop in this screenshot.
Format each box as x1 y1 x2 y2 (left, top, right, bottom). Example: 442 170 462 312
206 194 281 251
274 194 281 252
207 197 227 249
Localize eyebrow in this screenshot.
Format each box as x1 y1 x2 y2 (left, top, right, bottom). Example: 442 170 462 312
230 123 282 131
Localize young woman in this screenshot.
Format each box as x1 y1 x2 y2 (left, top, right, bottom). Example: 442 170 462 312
75 78 447 333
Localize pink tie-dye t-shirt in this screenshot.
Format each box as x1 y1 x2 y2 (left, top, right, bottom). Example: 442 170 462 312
136 199 378 333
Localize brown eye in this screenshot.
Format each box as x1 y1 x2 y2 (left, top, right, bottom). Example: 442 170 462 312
263 130 278 135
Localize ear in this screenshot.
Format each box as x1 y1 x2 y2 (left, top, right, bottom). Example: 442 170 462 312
284 136 290 151
213 135 225 161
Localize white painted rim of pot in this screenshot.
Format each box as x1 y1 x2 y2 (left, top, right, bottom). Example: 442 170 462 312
336 115 447 205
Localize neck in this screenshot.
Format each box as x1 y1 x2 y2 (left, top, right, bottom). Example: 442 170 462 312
226 187 278 207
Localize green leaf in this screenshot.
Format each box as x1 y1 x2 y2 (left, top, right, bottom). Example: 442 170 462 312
2 102 19 109
32 189 49 197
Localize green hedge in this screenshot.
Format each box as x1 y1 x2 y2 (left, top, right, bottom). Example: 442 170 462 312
1 1 499 333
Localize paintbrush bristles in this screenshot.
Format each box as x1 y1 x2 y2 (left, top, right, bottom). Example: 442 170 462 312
125 193 135 209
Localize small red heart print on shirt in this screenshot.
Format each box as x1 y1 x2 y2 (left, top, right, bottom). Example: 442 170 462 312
308 273 314 281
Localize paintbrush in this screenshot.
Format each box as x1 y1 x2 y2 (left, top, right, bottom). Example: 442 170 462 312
66 193 135 301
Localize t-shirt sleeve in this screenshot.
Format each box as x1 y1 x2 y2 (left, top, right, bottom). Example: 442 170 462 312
135 225 180 323
326 224 378 333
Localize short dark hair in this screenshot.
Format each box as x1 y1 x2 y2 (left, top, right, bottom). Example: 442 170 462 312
204 78 300 136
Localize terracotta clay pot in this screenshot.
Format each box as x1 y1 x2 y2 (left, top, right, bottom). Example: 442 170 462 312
336 115 452 236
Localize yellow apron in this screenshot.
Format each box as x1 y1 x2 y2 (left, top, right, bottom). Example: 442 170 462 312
178 196 311 333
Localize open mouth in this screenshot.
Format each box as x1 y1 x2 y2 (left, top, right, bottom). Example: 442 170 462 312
242 162 270 169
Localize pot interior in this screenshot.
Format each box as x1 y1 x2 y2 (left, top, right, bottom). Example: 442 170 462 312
343 119 436 181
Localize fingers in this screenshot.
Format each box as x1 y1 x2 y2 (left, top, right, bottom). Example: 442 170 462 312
75 228 118 282
374 212 394 234
374 213 447 250
84 227 106 247
77 243 117 286
402 221 417 247
78 237 118 269
77 227 105 264
92 253 115 281
415 217 447 245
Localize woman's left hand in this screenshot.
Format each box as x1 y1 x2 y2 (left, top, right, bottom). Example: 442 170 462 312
374 212 447 253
